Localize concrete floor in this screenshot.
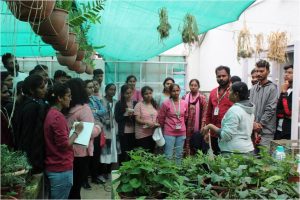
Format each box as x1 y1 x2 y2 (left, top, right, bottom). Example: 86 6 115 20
81 179 112 200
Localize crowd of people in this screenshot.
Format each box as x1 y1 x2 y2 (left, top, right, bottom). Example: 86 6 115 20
0 52 294 199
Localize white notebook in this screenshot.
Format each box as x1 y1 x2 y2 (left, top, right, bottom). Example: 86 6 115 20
69 122 94 147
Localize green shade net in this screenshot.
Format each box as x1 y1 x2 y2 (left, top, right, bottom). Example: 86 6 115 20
1 0 255 61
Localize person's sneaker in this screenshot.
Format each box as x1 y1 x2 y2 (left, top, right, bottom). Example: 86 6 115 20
82 182 92 190
97 175 107 183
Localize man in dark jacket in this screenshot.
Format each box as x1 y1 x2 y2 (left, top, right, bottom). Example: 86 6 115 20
275 65 293 139
250 60 278 148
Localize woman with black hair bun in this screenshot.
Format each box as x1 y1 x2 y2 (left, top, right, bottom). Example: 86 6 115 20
202 82 255 154
44 83 83 199
65 78 101 199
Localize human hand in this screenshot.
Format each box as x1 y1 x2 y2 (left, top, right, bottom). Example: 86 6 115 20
75 122 84 135
253 122 262 132
281 80 289 93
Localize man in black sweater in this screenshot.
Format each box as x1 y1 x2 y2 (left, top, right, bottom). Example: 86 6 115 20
275 65 293 139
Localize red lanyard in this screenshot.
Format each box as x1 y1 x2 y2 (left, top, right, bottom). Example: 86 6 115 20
216 86 230 105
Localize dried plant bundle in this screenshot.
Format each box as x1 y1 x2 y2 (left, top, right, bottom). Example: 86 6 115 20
157 8 171 40
181 14 200 46
237 23 253 59
267 31 288 63
255 33 264 55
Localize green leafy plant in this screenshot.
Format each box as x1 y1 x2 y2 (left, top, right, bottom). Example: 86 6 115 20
1 145 31 187
113 149 181 198
55 0 73 11
181 13 200 46
69 0 104 28
157 8 171 41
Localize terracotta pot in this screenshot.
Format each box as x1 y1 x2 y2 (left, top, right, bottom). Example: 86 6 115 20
41 24 69 45
52 32 76 52
76 50 86 61
30 8 68 36
288 176 300 183
60 43 79 57
68 61 81 72
56 53 76 67
76 62 87 74
7 0 55 22
85 65 94 75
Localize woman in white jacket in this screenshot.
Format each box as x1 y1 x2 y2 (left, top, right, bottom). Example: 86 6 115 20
203 82 255 154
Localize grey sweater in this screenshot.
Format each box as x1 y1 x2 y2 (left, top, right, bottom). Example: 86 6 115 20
249 81 278 135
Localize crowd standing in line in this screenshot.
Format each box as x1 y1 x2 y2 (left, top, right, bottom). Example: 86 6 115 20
0 52 295 199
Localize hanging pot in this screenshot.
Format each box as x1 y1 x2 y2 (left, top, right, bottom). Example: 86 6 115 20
30 8 68 36
85 64 94 75
56 53 76 67
41 23 69 45
60 43 79 57
68 61 81 72
52 32 76 52
76 62 87 74
7 0 55 22
76 50 86 61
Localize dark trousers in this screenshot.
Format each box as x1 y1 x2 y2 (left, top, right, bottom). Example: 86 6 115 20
136 135 155 153
211 136 220 155
119 133 136 163
91 135 101 180
68 156 89 199
100 163 112 175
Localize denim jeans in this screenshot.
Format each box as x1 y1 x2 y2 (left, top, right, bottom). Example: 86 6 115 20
164 135 186 165
45 170 73 199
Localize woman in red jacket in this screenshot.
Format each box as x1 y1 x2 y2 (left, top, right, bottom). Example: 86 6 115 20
44 83 83 199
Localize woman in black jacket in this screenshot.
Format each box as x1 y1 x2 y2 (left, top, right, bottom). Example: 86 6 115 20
115 84 137 163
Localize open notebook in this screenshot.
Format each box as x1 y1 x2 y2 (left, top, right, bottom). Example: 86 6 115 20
69 122 94 147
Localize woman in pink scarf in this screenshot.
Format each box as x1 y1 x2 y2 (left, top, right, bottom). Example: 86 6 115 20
182 79 207 156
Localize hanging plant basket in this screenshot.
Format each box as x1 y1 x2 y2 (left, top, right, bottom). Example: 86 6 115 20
60 43 79 57
76 50 86 61
157 8 171 41
52 32 76 52
267 31 288 63
30 8 68 36
41 23 69 45
85 64 94 75
56 53 76 67
181 14 200 46
237 22 253 59
6 0 55 22
67 60 81 72
76 62 87 74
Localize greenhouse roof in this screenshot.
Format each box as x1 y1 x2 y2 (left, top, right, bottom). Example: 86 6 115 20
0 0 255 61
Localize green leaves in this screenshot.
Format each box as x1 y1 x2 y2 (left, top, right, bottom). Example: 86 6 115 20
69 0 104 28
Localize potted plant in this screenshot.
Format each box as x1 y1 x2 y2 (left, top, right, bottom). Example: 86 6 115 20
1 145 31 198
113 149 181 199
181 13 200 47
157 7 171 41
6 0 55 22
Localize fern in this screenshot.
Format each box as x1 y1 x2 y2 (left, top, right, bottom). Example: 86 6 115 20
69 0 104 27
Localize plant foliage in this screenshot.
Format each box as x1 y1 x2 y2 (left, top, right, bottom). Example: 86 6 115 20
181 14 200 46
157 8 171 41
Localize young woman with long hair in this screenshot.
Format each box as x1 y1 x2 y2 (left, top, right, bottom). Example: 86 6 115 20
155 77 175 108
115 84 137 163
158 84 188 165
134 86 159 152
182 79 207 155
44 83 83 199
